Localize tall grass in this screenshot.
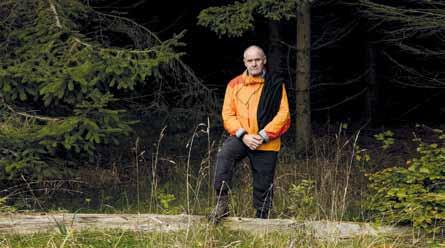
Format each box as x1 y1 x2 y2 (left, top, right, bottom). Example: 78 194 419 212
4 122 441 245
0 122 382 219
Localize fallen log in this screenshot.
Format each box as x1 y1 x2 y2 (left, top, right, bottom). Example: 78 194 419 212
0 213 410 239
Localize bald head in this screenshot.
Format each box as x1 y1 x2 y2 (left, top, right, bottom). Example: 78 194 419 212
243 45 266 60
243 45 267 76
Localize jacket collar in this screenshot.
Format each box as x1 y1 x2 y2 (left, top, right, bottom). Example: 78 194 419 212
242 70 266 85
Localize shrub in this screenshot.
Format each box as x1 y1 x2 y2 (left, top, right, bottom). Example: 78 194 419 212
287 179 316 219
367 129 445 232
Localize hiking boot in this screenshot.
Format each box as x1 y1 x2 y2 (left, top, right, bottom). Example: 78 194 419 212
208 195 229 224
255 208 270 219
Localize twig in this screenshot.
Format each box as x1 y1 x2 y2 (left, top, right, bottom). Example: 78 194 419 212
313 87 368 111
4 103 62 121
21 175 44 209
313 20 359 50
310 70 368 90
72 37 92 47
48 0 62 29
384 51 445 88
340 130 360 221
1 148 18 157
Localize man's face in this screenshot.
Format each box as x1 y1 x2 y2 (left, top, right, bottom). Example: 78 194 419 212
243 48 266 76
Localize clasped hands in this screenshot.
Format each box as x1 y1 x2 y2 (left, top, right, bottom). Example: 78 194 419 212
241 134 264 150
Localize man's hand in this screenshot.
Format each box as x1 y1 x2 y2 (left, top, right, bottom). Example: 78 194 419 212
242 134 263 150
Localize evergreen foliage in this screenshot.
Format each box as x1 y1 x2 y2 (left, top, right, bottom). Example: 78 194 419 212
197 0 301 37
0 0 211 180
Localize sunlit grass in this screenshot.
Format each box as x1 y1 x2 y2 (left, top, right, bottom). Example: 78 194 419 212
0 225 430 248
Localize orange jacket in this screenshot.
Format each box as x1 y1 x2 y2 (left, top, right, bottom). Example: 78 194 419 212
222 71 291 151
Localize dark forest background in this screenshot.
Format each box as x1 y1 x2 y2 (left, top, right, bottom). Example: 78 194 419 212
118 0 444 123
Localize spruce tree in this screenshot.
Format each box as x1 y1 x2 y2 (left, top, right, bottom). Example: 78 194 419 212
0 0 209 180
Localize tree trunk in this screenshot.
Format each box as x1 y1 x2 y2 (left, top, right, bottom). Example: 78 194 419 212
0 213 410 238
295 1 312 154
267 21 286 75
365 41 379 123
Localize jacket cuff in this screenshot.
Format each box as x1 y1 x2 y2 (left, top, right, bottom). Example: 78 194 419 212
258 129 270 143
235 128 247 139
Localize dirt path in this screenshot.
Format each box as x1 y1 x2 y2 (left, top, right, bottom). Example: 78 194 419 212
0 213 410 239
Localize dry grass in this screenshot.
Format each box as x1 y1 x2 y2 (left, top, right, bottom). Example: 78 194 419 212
0 225 434 248
2 123 441 246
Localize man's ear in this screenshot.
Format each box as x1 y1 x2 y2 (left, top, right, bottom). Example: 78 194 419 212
263 57 267 65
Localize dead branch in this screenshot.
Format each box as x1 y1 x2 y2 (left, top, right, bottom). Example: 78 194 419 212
313 87 368 111
48 0 62 28
311 70 368 90
1 100 62 121
383 51 445 88
313 19 359 50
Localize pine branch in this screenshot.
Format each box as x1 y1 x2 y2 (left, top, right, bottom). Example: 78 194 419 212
47 1 160 55
92 9 214 94
94 11 163 44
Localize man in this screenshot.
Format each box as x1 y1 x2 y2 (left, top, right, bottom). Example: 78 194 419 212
209 45 291 224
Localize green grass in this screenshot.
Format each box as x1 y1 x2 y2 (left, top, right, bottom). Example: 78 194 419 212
0 225 432 248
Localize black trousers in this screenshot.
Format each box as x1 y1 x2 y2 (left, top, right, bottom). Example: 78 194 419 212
214 136 278 210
